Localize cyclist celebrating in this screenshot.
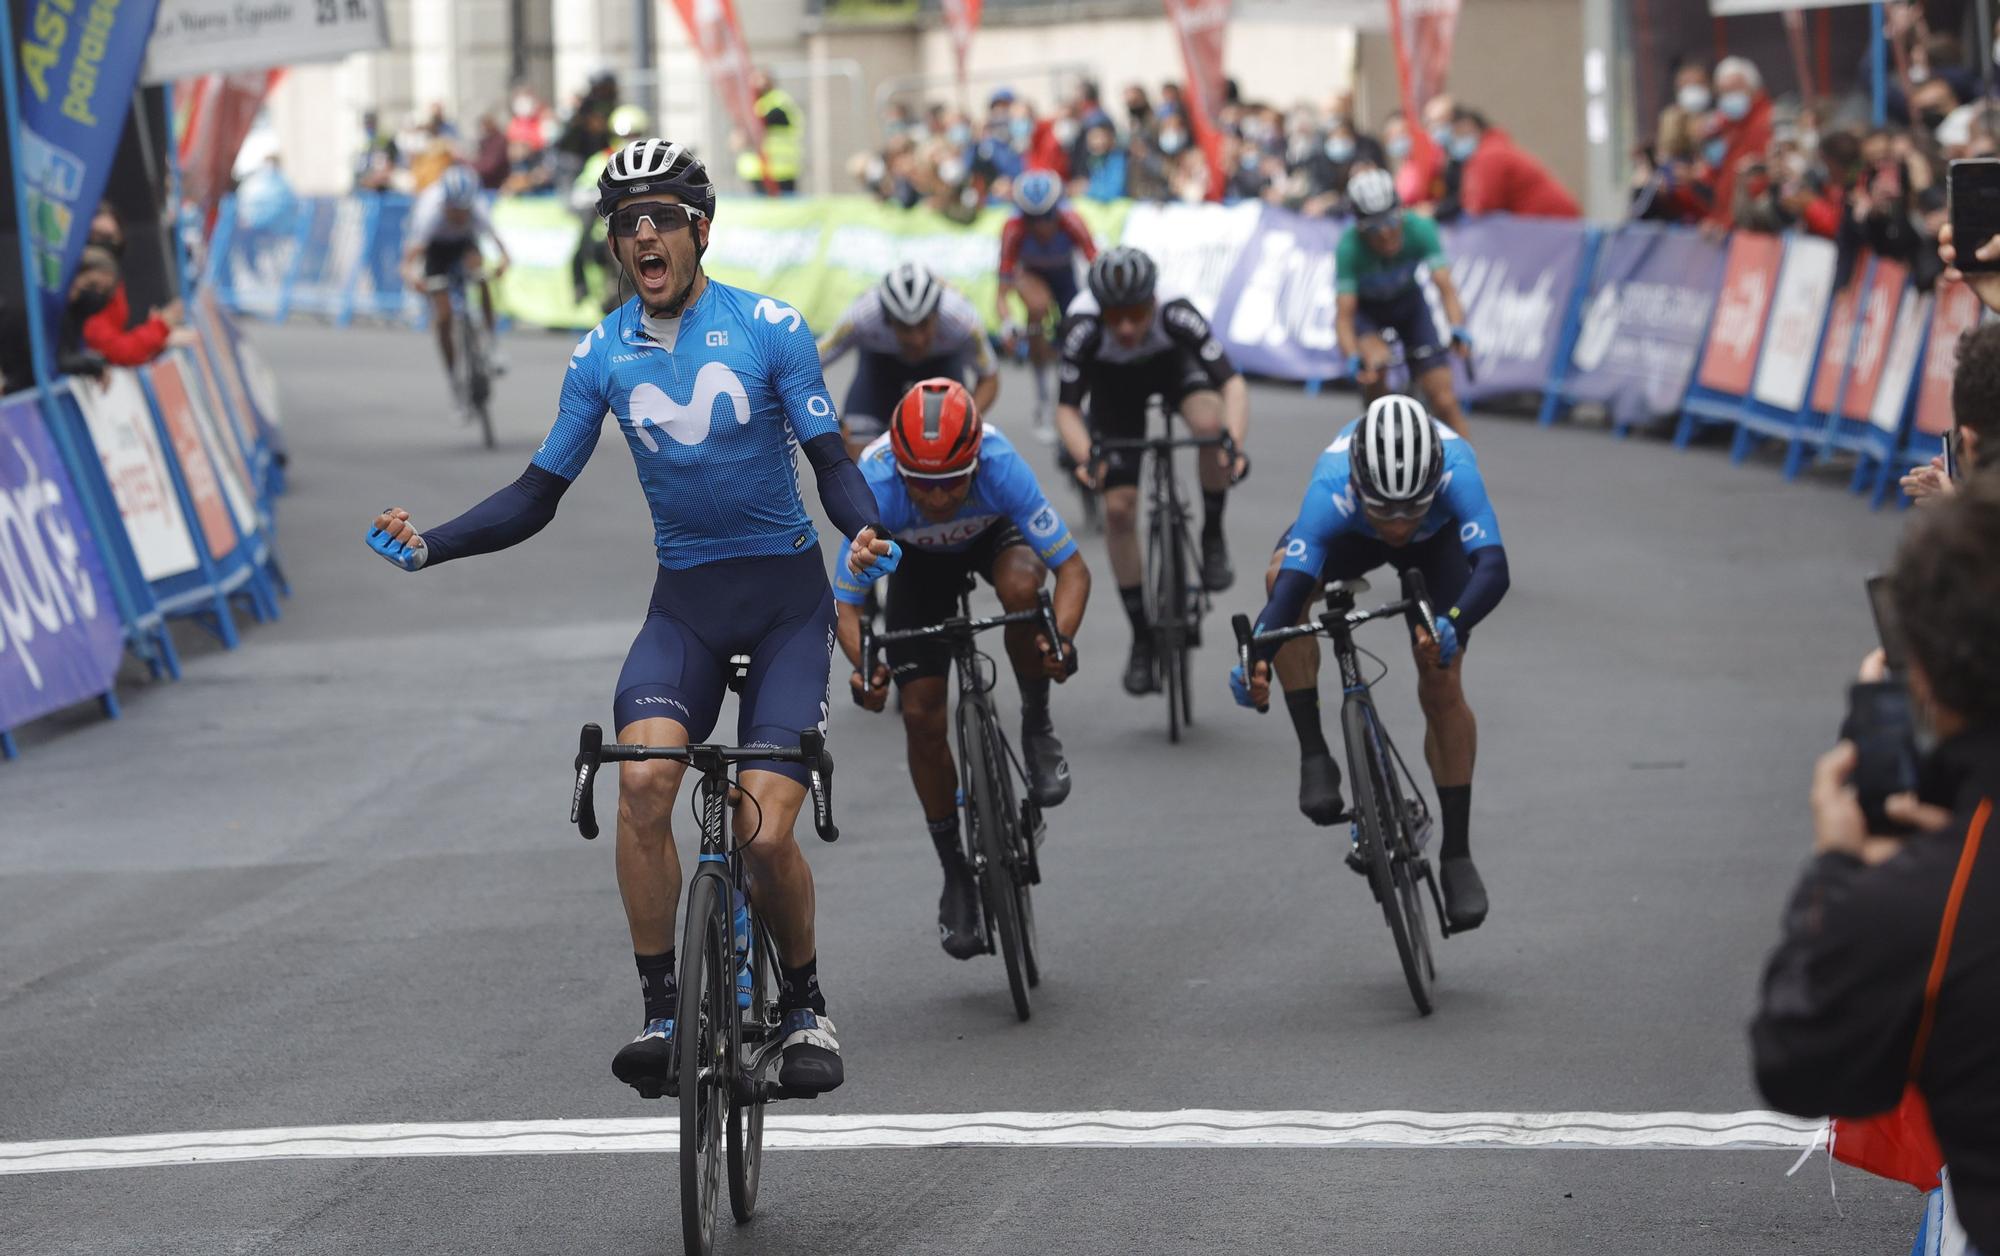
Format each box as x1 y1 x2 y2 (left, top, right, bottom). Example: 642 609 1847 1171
1055 245 1248 697
836 378 1090 958
402 164 512 415
367 138 897 1100
1233 395 1510 931
997 170 1097 432
819 262 1000 462
1336 167 1473 438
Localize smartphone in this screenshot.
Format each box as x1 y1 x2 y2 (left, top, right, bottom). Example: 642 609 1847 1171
1949 158 2000 274
1866 574 1908 675
1847 681 1920 837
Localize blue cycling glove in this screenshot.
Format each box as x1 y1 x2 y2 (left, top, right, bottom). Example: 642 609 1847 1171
1432 617 1460 667
1450 326 1473 349
1228 663 1255 709
367 526 427 571
853 537 903 585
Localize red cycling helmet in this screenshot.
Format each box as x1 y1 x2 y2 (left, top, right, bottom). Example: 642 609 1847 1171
890 378 982 478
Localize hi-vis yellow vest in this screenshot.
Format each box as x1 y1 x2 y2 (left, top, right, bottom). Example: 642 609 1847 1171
736 88 802 184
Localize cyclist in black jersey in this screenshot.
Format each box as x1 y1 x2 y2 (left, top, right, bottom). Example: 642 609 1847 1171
1054 246 1249 697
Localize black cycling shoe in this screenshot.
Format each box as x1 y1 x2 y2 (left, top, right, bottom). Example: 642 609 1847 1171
1200 532 1235 592
1298 752 1347 826
1022 724 1071 807
1441 855 1489 931
1122 637 1158 696
938 858 984 960
611 1018 677 1098
775 1008 843 1095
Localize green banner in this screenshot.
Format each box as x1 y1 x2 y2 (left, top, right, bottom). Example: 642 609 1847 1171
493 194 1131 335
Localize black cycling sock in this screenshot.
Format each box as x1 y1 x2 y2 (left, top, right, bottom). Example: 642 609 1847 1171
778 957 826 1015
1284 688 1330 758
1119 584 1148 637
1019 674 1052 730
1202 490 1227 540
636 950 677 1023
928 814 961 866
1438 784 1472 860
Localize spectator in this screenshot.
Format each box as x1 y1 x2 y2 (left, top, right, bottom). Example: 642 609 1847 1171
1656 57 1712 165
735 66 803 194
552 70 619 188
353 109 398 193
1750 473 2000 1256
1123 84 1155 139
58 249 118 381
1296 117 1383 217
80 204 195 367
507 86 550 152
1070 116 1128 202
1900 293 1999 502
970 105 1026 194
1155 112 1193 163
1398 93 1459 216
1450 108 1582 218
1700 56 1775 228
1124 128 1174 201
471 114 510 189
1169 148 1212 204
1019 102 1071 179
1160 82 1187 119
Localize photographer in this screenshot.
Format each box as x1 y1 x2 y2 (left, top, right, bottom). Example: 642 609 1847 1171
1750 474 2000 1254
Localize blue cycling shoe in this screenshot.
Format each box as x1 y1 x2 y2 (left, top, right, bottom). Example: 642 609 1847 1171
612 1017 676 1098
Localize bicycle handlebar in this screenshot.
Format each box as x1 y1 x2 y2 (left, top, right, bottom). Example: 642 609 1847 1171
1087 432 1247 485
569 723 839 844
1231 570 1440 714
856 590 1065 703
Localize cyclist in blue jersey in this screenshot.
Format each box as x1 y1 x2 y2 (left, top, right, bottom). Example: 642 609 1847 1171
834 379 1090 957
365 138 897 1100
1231 395 1509 931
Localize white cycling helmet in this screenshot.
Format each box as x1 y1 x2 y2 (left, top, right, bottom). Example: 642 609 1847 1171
879 262 943 325
439 165 480 209
1346 166 1399 221
1351 395 1444 509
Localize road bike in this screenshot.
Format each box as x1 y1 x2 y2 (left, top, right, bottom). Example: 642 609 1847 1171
860 586 1063 1021
423 266 496 449
1234 570 1456 1015
569 719 838 1254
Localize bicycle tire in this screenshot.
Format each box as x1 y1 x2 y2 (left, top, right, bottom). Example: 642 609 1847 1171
726 908 771 1222
678 874 730 1254
459 316 496 450
984 718 1040 990
1146 507 1181 743
1176 518 1197 730
961 697 1030 1020
1342 699 1434 1016
1378 757 1439 986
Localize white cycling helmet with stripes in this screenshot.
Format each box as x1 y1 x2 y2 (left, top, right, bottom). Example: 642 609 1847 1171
1350 394 1444 512
595 137 717 225
1346 166 1400 222
879 262 944 325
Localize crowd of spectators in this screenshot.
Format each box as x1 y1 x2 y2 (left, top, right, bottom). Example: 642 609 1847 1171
1631 6 2000 292
851 76 1579 221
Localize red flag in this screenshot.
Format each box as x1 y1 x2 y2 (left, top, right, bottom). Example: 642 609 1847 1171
1162 0 1231 201
667 0 773 191
1399 0 1461 117
1384 0 1443 201
177 69 283 237
942 0 984 89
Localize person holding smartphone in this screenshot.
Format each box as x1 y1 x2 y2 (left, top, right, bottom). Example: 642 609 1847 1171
1904 233 2000 502
1750 475 2000 1252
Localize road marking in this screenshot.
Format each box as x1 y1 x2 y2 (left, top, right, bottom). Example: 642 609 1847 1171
0 1110 1822 1176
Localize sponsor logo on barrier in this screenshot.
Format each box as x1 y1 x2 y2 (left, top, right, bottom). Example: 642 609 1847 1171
0 436 102 692
628 363 751 450
1224 229 1338 355
1452 255 1560 369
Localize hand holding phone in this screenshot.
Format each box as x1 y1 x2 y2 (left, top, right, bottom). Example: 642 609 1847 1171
1948 159 2000 274
1845 682 1920 837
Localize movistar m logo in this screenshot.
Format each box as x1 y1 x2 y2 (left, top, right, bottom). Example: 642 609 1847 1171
755 298 803 332
629 362 750 450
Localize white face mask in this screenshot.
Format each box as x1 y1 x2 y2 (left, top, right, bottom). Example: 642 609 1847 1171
512 94 535 117
1677 84 1711 113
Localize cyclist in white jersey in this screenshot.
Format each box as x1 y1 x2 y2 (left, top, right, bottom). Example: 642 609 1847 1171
402 165 511 406
819 263 999 461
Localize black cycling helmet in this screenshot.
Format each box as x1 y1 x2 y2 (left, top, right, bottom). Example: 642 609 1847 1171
1087 245 1158 308
596 138 717 228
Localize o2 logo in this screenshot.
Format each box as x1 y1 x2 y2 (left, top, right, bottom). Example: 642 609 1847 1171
1283 536 1309 560
805 395 834 419
1460 521 1487 544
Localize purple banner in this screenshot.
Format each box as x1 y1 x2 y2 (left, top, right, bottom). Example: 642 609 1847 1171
1440 215 1592 402
1560 224 1726 429
0 392 123 732
1210 207 1348 381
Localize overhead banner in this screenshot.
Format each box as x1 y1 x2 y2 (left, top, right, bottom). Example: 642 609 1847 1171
1397 0 1462 112
143 0 390 83
0 393 123 731
1564 224 1727 429
70 370 200 581
1162 0 1230 198
1443 215 1592 401
942 0 984 88
1212 208 1344 380
11 0 164 362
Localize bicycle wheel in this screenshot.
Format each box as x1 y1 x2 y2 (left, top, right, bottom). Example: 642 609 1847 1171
678 874 731 1255
726 906 771 1222
1175 515 1198 730
1378 762 1439 985
1341 699 1434 1016
961 697 1030 1020
458 316 496 450
1146 509 1182 743
985 725 1040 990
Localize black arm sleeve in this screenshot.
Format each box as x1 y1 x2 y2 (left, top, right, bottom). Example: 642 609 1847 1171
1056 315 1100 409
1162 298 1239 389
802 432 878 541
1249 568 1319 663
421 464 573 566
1450 546 1510 632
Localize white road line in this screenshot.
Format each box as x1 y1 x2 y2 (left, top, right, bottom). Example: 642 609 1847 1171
0 1110 1823 1176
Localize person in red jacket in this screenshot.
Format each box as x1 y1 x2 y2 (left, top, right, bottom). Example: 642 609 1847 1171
80 203 196 366
1701 57 1774 229
1446 108 1581 219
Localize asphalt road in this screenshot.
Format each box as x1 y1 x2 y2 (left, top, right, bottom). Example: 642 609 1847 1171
0 317 1924 1254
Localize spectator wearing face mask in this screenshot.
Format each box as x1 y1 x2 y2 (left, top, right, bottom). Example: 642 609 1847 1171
1123 85 1155 141
1070 117 1129 202
1298 119 1384 217
1898 286 2000 503
1018 103 1071 180
1450 108 1581 219
79 203 196 367
1657 59 1712 165
1699 56 1775 229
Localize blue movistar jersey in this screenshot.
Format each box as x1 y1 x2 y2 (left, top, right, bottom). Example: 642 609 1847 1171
831 426 1078 605
533 282 842 569
1279 417 1502 579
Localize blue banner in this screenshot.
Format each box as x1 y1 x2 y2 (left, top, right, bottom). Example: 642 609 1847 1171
1209 207 1347 382
1561 224 1727 430
0 392 124 732
1442 215 1593 403
10 0 164 359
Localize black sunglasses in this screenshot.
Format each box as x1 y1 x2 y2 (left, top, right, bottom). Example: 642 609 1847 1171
608 201 705 238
